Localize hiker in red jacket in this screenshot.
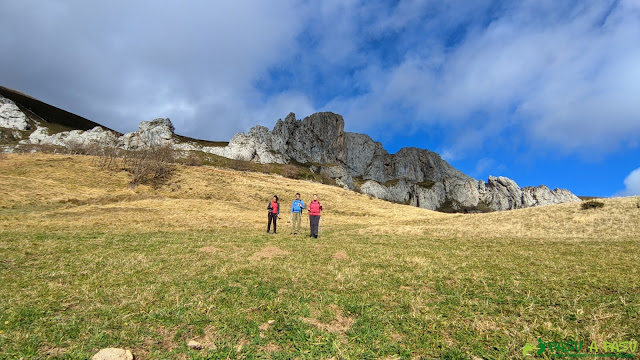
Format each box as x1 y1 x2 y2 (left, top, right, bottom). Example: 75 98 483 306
267 195 280 234
307 194 323 238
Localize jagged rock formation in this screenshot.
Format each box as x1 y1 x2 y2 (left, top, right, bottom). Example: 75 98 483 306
1 95 580 212
120 118 175 149
205 112 346 165
209 112 581 211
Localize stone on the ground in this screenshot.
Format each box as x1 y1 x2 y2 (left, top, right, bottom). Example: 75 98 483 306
91 348 134 360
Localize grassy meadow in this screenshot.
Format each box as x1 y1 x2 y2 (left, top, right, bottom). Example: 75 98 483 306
0 153 639 359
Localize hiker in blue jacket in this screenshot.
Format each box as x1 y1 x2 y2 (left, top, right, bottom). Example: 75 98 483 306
290 192 305 235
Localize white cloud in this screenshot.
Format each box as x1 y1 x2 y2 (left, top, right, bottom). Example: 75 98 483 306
617 167 640 196
2 0 640 159
333 1 640 156
0 0 308 139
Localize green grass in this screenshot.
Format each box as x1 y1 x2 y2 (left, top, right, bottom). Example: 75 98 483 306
1 227 638 359
0 154 638 359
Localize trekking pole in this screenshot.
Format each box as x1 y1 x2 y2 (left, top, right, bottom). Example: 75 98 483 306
319 216 322 236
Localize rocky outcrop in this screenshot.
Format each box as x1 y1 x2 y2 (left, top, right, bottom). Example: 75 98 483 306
26 126 118 147
210 112 580 211
21 118 178 151
120 118 175 149
206 112 346 164
3 100 580 211
0 95 30 131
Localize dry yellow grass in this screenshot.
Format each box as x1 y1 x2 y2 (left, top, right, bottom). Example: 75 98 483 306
1 153 638 241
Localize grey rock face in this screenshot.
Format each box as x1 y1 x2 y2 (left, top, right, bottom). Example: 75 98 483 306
475 176 581 211
209 111 579 211
8 105 580 212
343 132 387 177
0 95 30 131
120 118 175 149
24 126 118 148
522 185 581 207
206 125 288 163
205 112 347 165
21 118 175 151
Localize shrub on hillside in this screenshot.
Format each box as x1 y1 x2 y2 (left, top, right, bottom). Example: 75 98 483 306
66 140 97 155
282 164 301 179
319 172 335 185
581 200 605 210
96 139 124 170
230 159 252 171
124 144 175 187
38 144 61 154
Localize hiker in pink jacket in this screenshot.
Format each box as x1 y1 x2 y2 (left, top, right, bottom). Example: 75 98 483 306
307 194 323 238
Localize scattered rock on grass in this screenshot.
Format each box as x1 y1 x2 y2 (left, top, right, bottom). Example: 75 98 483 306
187 340 203 350
91 348 134 360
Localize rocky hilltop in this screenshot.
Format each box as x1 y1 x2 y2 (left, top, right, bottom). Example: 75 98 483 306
1 91 580 212
205 112 580 211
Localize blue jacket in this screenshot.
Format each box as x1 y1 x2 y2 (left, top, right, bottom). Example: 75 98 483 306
291 199 305 213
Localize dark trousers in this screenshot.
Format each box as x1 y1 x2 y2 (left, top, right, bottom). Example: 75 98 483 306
309 215 320 237
267 213 278 233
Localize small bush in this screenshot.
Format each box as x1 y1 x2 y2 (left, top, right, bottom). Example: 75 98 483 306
581 200 605 210
282 164 301 179
261 163 273 174
96 139 123 170
230 159 252 171
65 140 98 155
319 172 336 185
38 144 60 154
124 144 175 188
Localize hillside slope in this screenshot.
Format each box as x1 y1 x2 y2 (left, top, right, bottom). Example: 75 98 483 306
1 153 639 359
1 153 636 240
0 86 111 133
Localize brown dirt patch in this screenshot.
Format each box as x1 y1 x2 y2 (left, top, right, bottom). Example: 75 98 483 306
143 325 178 351
248 246 290 260
189 325 218 350
332 250 349 260
40 346 67 358
198 246 223 253
259 319 275 332
302 304 355 334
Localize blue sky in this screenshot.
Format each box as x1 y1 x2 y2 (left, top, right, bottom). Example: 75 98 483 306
1 0 639 197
